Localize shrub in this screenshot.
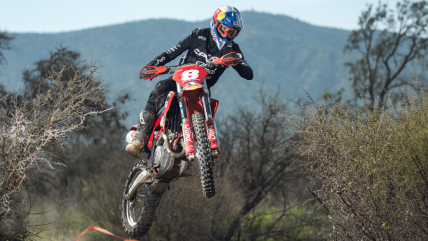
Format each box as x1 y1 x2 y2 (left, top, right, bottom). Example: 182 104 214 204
290 87 428 240
0 62 111 237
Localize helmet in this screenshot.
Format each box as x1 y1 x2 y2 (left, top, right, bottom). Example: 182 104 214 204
210 6 244 50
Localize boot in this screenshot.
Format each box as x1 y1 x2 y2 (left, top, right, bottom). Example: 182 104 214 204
126 109 156 159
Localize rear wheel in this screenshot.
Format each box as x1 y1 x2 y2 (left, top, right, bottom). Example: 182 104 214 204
121 161 160 237
192 112 215 198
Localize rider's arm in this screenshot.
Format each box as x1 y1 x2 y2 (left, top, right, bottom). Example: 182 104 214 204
146 29 199 67
231 44 253 80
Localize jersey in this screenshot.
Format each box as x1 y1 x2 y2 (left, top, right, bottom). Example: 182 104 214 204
146 28 253 89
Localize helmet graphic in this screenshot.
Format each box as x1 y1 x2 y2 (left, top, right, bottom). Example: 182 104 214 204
210 6 244 50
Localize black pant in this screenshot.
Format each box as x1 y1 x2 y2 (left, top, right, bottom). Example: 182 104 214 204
145 77 177 114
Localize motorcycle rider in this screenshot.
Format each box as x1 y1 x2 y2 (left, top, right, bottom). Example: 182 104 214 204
126 5 254 158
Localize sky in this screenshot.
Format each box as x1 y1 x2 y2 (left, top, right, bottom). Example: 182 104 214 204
1 0 400 33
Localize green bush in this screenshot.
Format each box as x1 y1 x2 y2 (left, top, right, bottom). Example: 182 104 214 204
290 87 428 240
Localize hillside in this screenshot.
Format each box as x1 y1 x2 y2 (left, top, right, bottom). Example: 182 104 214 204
0 11 354 126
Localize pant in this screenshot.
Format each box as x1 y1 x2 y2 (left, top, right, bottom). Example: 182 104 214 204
145 77 177 114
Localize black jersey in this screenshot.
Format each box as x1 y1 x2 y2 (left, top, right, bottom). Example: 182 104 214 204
146 28 253 89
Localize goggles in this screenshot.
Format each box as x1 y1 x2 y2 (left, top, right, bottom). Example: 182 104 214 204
218 24 240 39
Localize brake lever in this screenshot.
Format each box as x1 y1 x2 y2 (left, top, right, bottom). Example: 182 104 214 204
158 67 175 75
205 61 220 68
168 69 175 74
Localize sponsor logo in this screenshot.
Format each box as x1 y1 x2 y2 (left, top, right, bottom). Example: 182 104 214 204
211 27 218 41
166 44 181 54
208 127 216 140
198 36 206 41
155 57 165 66
217 11 225 21
184 124 193 144
227 43 233 47
194 49 218 63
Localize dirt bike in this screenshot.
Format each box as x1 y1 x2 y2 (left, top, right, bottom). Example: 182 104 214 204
121 52 240 237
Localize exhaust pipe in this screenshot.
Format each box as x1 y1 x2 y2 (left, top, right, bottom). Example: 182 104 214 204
160 134 186 158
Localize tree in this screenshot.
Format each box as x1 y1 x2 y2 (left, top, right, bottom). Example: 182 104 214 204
0 47 112 238
0 31 14 68
21 46 80 98
344 0 428 109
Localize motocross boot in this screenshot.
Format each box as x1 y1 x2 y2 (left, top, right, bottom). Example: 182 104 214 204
125 109 156 159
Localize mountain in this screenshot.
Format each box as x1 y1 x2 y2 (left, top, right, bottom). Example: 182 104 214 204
0 11 354 126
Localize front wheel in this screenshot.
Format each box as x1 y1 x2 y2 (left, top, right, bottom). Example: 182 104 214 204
192 112 215 198
121 161 160 238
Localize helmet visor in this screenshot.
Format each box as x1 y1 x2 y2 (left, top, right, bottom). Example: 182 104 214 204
218 24 240 39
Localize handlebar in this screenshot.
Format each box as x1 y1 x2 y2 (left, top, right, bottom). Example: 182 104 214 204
161 61 219 75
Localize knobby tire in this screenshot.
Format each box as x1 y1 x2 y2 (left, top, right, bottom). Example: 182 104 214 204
121 160 160 238
192 112 215 198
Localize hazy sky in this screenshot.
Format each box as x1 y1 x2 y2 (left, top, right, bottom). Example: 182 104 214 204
1 0 400 33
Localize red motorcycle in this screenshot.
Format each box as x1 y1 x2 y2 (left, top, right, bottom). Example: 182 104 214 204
121 52 240 237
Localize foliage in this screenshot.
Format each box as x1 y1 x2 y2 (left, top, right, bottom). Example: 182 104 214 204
290 84 428 240
0 59 111 238
0 31 14 68
22 46 80 98
30 90 327 241
344 0 428 109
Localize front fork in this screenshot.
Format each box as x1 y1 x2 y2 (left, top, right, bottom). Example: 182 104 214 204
178 97 196 161
201 93 220 161
176 81 220 163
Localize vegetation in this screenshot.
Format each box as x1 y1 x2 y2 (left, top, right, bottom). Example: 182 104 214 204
3 2 428 240
0 31 13 69
290 85 428 240
344 0 428 108
0 47 112 239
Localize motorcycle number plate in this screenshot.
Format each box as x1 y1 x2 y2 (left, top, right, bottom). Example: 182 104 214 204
173 65 208 87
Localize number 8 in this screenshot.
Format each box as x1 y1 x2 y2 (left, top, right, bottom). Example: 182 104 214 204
182 70 199 81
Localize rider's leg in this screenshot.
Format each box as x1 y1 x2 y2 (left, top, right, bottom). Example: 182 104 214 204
125 78 177 158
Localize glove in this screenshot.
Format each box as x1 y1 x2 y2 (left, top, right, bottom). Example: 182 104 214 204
139 66 150 80
139 65 170 80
